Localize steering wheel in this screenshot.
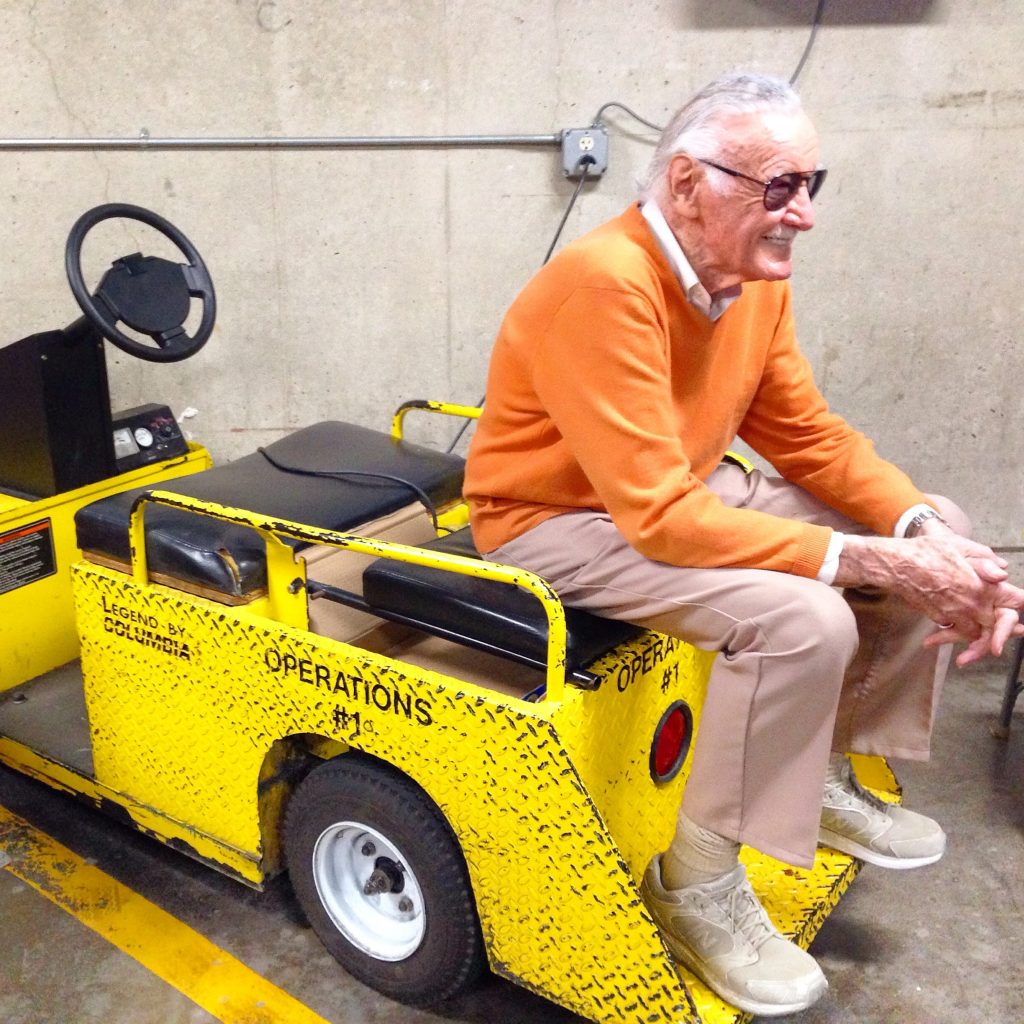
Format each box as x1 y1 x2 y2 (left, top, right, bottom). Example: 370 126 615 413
65 203 216 363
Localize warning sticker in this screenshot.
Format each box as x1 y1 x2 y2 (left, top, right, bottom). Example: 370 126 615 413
0 519 57 596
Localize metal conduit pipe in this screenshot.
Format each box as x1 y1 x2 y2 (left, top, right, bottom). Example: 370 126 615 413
0 132 562 151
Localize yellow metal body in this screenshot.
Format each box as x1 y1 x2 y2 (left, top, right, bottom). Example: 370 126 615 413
0 402 889 1023
0 444 212 692
40 489 883 1024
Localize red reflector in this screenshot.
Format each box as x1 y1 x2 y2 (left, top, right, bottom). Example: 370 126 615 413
650 701 693 783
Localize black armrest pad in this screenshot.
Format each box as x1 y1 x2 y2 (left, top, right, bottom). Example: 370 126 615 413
362 528 642 677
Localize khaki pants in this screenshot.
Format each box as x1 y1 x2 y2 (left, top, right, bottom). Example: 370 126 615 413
487 464 966 867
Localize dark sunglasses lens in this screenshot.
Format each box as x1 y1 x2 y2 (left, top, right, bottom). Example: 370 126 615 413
763 175 799 211
764 169 827 210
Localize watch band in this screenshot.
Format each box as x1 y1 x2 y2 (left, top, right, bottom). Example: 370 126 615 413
905 508 947 537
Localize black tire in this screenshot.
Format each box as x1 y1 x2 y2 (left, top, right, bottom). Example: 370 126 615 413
283 753 485 1005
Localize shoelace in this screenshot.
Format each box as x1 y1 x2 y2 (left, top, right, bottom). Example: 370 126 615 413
824 765 889 815
701 878 776 952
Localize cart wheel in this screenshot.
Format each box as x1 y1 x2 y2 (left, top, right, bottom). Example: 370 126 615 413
284 754 485 1005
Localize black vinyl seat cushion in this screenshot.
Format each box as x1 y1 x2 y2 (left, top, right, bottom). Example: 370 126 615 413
74 421 466 598
361 527 643 682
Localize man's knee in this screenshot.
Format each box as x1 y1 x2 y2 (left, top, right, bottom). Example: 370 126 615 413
794 583 859 665
925 494 971 539
723 578 859 670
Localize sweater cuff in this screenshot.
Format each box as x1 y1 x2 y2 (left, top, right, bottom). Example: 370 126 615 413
815 531 845 585
790 523 834 579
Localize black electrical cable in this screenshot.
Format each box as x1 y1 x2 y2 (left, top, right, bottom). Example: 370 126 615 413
444 157 596 454
443 410 474 455
790 0 828 84
542 157 594 264
256 446 443 534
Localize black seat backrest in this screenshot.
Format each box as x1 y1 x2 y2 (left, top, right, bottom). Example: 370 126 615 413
361 527 643 687
75 421 466 598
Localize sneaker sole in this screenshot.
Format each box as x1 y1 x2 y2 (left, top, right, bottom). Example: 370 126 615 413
651 916 828 1017
818 827 945 869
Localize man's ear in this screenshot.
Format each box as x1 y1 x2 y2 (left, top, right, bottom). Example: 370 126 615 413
666 153 701 215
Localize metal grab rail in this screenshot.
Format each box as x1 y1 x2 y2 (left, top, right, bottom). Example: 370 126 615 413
390 400 483 440
126 489 568 702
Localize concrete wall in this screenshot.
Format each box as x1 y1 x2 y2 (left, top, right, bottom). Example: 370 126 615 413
0 0 1020 551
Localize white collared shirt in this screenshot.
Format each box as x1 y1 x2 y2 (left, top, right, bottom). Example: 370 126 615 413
639 200 926 584
640 200 740 321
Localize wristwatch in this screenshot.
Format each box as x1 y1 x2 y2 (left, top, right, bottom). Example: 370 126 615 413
905 508 947 537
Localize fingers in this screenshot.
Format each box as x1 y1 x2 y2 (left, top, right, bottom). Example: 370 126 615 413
956 636 993 667
951 621 1000 666
938 579 1024 629
899 533 1022 665
921 608 1024 663
923 625 973 649
988 607 1022 657
921 625 1018 666
993 581 1024 610
969 557 1009 584
951 536 1004 561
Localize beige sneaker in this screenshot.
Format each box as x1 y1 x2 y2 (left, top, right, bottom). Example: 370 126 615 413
819 757 945 869
641 856 827 1017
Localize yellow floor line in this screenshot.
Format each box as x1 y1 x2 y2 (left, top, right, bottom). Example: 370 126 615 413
0 805 332 1024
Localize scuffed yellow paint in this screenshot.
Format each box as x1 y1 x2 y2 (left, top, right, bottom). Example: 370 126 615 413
0 805 332 1024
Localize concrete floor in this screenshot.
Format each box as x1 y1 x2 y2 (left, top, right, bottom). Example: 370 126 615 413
1 660 1021 1024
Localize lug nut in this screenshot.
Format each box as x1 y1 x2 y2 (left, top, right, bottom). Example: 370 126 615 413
398 897 413 913
361 841 376 856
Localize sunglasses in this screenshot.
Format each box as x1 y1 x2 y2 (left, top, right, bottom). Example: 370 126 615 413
698 159 827 211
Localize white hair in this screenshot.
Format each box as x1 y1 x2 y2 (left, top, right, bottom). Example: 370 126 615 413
639 71 804 201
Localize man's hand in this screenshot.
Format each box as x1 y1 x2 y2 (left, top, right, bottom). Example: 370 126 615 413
924 608 1024 666
834 530 1024 666
907 519 1024 664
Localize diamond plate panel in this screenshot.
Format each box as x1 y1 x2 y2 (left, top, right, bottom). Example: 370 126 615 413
70 558 885 1024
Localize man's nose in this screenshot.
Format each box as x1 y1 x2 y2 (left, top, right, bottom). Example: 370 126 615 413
783 183 816 230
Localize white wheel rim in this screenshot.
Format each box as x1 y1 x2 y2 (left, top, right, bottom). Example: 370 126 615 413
310 820 426 961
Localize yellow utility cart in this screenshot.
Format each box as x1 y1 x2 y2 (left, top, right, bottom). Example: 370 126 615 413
0 205 894 1024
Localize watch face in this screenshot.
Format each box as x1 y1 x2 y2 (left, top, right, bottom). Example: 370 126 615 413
133 426 154 448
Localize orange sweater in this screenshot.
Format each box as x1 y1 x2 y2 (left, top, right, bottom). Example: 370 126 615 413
464 204 927 578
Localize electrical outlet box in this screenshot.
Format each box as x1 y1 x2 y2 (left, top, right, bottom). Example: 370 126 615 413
561 126 609 178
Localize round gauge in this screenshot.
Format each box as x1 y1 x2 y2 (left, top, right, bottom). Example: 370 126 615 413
133 426 154 447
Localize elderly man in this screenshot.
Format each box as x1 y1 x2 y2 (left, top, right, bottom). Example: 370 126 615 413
463 72 1023 1016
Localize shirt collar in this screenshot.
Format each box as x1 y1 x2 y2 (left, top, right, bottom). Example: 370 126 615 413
640 200 740 321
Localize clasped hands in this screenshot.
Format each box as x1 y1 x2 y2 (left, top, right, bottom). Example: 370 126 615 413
835 523 1024 668
916 533 1024 667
